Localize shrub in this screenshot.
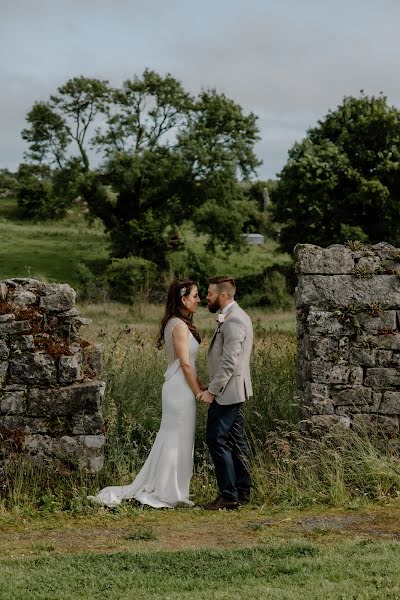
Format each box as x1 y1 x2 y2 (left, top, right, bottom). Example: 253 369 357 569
105 256 159 303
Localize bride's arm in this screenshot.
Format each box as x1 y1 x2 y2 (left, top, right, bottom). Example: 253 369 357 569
172 323 201 397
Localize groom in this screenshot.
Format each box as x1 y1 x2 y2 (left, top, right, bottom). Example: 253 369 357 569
197 276 253 510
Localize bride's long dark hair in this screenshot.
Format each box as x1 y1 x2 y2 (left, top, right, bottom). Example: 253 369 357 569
157 279 201 348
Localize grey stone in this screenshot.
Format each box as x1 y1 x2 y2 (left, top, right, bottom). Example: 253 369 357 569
78 434 105 449
352 414 399 436
310 360 350 384
72 412 104 435
0 320 31 337
88 456 104 473
83 345 102 376
332 386 372 406
11 335 35 352
380 392 400 415
0 314 15 323
306 309 346 336
22 434 53 455
0 390 25 414
295 244 354 274
0 416 48 433
59 308 80 317
39 284 76 312
296 275 400 308
369 334 400 350
349 347 376 367
376 350 393 366
358 311 397 334
370 242 399 260
0 340 9 361
364 368 400 388
58 354 82 385
357 256 381 270
28 381 102 417
0 361 8 378
10 353 56 386
12 289 37 307
350 367 363 385
0 282 7 300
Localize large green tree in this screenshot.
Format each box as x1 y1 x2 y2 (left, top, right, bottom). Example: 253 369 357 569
86 74 261 266
271 94 400 253
21 70 261 264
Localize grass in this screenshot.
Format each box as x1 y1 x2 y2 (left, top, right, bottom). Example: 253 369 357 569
0 200 109 288
0 537 400 599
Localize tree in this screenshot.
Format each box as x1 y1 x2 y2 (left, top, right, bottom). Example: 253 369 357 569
22 102 70 168
87 76 261 266
271 94 400 253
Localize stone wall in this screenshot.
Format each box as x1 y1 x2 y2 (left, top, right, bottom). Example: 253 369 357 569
295 243 400 435
0 278 105 472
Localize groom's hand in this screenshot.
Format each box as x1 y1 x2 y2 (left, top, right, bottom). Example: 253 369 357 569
200 390 215 405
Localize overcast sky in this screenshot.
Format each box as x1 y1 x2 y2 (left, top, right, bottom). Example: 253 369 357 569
1 0 399 178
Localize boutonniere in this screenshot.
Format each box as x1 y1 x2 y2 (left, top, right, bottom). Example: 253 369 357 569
216 313 226 324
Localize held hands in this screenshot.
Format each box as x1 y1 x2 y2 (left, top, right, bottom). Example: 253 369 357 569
196 390 215 405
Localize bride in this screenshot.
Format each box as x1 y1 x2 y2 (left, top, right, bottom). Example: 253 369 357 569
88 279 202 508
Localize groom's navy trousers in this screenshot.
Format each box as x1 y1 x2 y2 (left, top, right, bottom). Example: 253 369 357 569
206 401 251 502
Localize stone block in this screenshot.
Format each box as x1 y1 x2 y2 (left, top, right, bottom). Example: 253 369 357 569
87 456 104 473
295 244 354 274
332 386 372 406
370 242 399 260
364 368 400 388
0 390 25 414
350 367 363 385
12 289 37 307
380 391 400 415
376 350 393 366
352 414 399 436
306 309 346 336
0 340 9 361
0 314 15 323
358 311 397 334
0 361 8 378
28 381 102 417
39 284 76 312
78 434 105 449
58 354 82 385
22 434 53 455
357 256 381 270
0 320 31 337
369 334 400 350
0 416 48 433
72 412 104 435
10 353 56 386
11 335 35 352
83 345 102 376
310 360 350 384
349 347 375 367
296 275 400 308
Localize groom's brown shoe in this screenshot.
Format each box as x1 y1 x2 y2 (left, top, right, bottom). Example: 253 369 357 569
202 496 239 511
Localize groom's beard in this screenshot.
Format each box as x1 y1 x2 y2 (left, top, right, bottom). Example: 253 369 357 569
207 299 221 313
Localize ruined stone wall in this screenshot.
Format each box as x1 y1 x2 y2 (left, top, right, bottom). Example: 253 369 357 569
0 278 105 472
295 243 400 435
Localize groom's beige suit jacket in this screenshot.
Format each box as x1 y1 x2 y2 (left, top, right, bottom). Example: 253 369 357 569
207 301 253 405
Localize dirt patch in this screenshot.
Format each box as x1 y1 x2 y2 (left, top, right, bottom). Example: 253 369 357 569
1 505 400 559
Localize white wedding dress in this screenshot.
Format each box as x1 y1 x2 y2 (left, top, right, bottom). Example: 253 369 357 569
88 318 199 508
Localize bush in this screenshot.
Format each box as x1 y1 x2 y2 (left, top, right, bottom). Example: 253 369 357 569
237 264 295 309
105 256 159 303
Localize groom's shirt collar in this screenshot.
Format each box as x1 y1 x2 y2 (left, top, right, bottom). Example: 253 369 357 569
221 300 236 315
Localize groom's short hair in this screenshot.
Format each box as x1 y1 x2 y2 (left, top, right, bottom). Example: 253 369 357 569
208 276 236 298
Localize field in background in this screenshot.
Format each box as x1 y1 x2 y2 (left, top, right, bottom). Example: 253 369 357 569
0 198 291 292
